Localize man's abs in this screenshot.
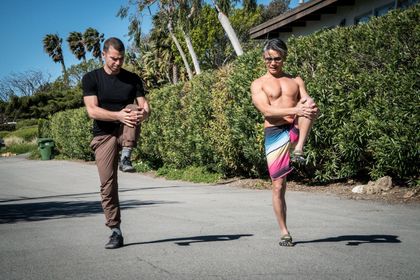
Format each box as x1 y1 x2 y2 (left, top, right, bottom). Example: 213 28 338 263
264 116 293 128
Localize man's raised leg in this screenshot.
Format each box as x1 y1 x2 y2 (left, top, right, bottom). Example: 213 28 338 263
292 116 314 163
119 104 141 172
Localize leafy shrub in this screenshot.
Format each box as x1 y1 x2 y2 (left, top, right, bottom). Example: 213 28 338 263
45 6 419 184
285 6 420 182
138 5 419 183
38 118 51 138
156 166 222 183
5 88 83 120
49 108 93 160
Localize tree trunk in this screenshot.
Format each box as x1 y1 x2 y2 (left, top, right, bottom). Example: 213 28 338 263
172 63 178 84
168 22 193 80
60 60 69 85
182 29 201 75
213 3 243 56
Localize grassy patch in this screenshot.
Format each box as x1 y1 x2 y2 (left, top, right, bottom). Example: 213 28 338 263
133 160 153 173
2 143 37 154
7 126 38 141
16 119 39 130
156 166 222 183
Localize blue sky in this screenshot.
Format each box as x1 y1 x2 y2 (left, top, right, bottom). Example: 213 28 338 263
0 0 300 83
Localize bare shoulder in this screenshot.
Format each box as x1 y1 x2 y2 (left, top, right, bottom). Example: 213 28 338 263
251 75 267 92
251 75 268 85
292 76 305 86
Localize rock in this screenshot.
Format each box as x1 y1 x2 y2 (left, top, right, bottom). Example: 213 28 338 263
366 185 380 194
375 176 393 191
352 185 366 194
365 181 378 194
403 189 419 199
1 152 16 157
364 176 393 194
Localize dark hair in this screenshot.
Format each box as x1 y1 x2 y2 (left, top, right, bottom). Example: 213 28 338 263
103 37 125 52
263 39 287 57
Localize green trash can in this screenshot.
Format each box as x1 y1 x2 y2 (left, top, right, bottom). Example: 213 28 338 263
38 138 54 160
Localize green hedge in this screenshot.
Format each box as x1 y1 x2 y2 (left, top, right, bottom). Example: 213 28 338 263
48 108 93 160
45 6 419 184
138 6 419 183
284 6 420 182
138 60 265 177
5 88 83 120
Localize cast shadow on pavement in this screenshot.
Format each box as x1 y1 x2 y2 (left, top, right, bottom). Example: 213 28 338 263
125 234 254 247
294 235 401 246
0 185 185 203
0 199 178 224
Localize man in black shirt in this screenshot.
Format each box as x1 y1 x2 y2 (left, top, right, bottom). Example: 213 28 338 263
82 37 150 249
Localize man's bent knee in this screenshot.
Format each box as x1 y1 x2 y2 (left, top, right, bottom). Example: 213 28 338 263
125 104 138 111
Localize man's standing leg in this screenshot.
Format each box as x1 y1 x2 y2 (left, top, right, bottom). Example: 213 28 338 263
272 177 293 246
272 178 288 235
119 104 141 172
91 134 124 249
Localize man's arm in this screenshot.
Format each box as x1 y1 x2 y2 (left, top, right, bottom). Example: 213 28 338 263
251 79 314 118
83 95 139 127
295 76 316 105
136 96 150 122
295 76 319 119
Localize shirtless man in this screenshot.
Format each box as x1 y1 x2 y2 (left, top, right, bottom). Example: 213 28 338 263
251 39 318 246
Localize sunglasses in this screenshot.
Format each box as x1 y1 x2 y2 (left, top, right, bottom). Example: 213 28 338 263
264 56 283 63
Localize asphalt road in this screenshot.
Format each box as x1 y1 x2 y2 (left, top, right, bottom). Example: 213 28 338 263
1 156 419 280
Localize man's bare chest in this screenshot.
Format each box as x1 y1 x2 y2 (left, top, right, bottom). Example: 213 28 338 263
262 78 299 101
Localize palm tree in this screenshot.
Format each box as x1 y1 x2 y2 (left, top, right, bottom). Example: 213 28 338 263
177 0 202 75
43 34 68 82
211 0 243 56
83 28 105 65
148 15 180 85
118 0 196 80
243 0 257 12
67 31 86 62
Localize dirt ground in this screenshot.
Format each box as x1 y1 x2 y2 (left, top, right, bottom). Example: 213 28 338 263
221 178 420 205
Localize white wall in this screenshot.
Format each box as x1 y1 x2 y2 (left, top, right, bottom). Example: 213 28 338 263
279 0 396 41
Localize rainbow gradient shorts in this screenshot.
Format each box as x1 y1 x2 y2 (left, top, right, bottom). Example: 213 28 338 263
264 124 299 180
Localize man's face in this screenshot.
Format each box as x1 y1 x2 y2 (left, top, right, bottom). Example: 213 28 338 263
263 49 284 75
103 46 124 74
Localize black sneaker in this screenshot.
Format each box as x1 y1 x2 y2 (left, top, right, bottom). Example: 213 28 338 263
119 156 135 172
105 231 124 249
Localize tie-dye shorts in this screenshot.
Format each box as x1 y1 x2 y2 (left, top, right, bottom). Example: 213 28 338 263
264 124 299 180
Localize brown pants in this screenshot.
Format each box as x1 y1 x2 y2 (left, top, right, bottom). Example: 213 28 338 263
90 104 140 228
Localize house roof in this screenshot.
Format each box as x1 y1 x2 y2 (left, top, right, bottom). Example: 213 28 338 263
250 0 355 39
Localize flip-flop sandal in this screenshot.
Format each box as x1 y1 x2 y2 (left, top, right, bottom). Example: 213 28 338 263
291 150 306 164
279 234 294 247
